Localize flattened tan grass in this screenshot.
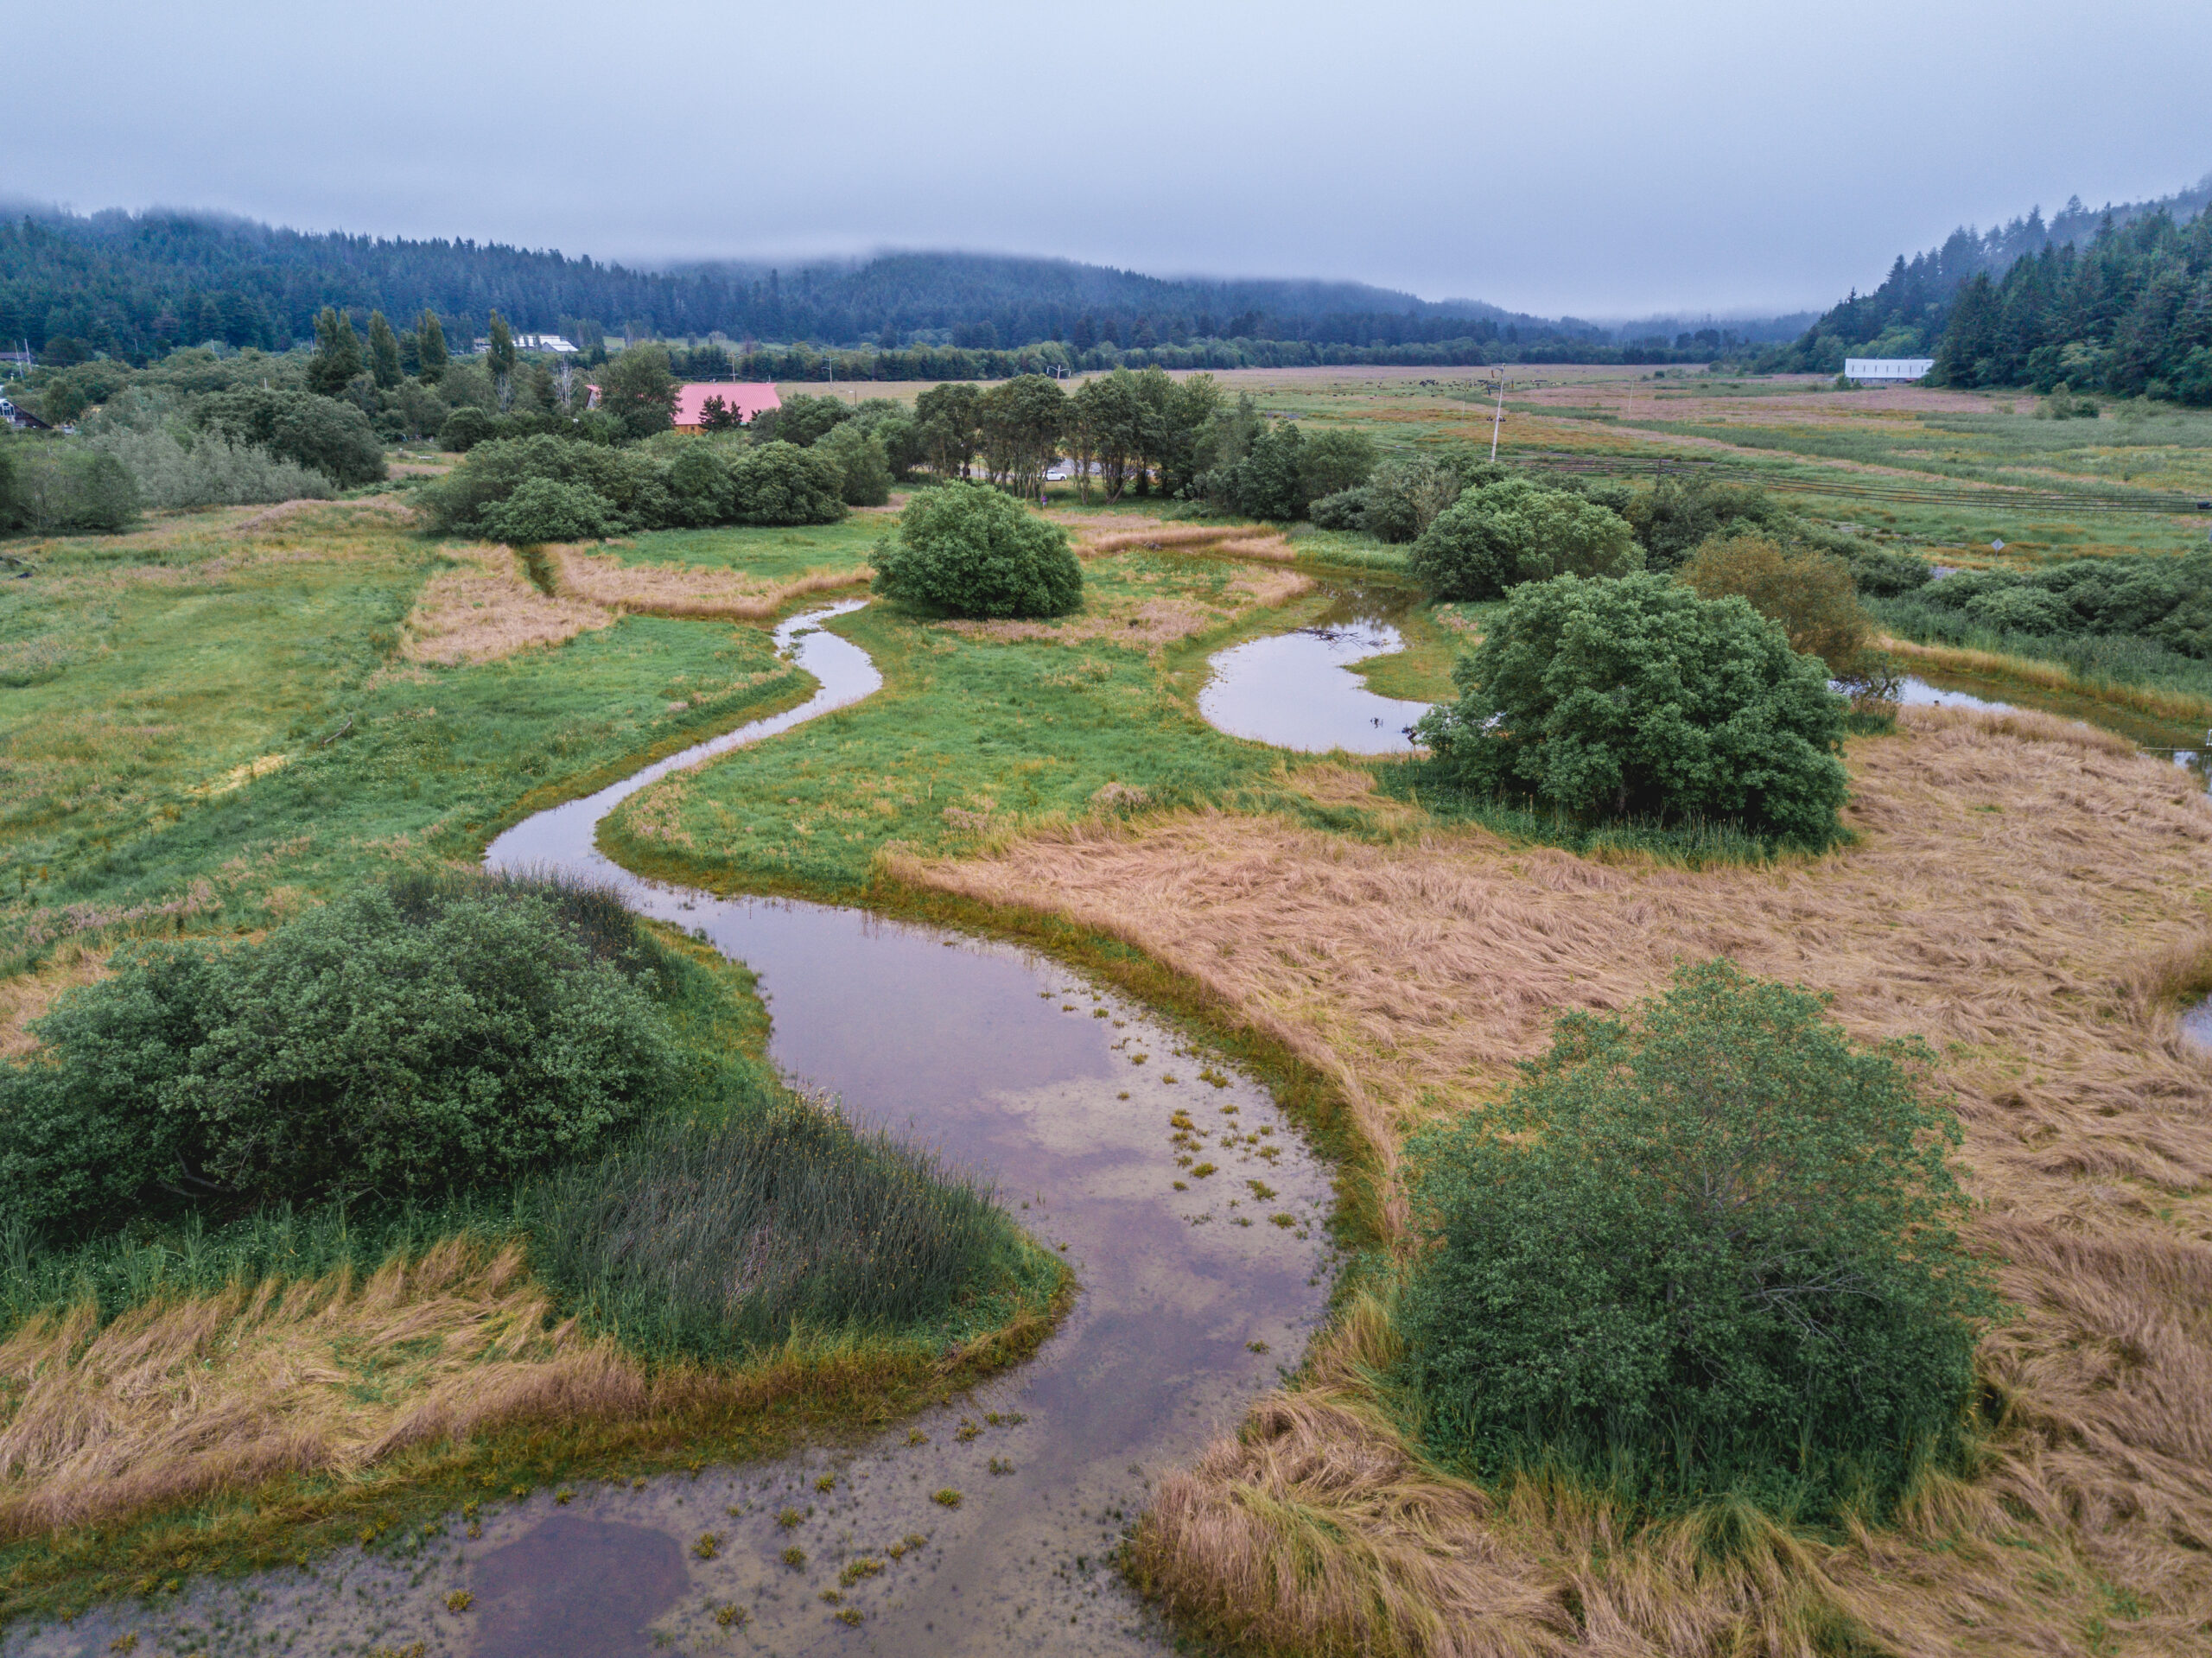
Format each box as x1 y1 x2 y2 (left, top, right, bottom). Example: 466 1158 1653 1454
0 1236 1069 1564
399 545 612 665
548 549 869 619
0 943 106 1059
1082 524 1300 563
903 707 2212 1655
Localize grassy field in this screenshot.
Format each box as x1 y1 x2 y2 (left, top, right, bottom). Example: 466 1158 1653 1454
0 501 1081 1619
10 372 2212 1653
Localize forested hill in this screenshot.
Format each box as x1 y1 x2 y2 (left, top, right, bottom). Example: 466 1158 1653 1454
2 206 1793 371
1763 173 2212 393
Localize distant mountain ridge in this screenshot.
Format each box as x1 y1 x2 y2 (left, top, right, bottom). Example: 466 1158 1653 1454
0 205 1802 369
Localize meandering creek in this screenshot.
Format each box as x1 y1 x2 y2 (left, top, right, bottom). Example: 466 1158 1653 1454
11 606 1335 1658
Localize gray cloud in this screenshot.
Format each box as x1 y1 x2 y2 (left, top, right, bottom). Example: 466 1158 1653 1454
8 0 2208 315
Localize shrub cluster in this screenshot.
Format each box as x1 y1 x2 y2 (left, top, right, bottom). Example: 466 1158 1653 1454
1881 549 2212 660
0 438 140 533
85 425 334 510
1397 960 1998 1520
1414 572 1849 847
197 386 387 487
871 484 1083 618
419 434 846 541
1408 475 1643 599
0 877 674 1239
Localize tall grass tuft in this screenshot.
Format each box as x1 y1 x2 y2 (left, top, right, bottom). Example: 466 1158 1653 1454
529 1098 1013 1361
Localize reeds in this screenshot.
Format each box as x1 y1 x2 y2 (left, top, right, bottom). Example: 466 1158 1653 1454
1880 631 2212 721
529 1096 1014 1360
912 706 2212 1654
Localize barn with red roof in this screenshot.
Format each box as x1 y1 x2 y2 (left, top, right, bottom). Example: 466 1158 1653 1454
673 382 780 432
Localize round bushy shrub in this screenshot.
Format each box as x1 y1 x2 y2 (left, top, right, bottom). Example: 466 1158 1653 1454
1409 477 1641 600
872 484 1082 618
439 407 494 452
0 883 674 1236
1681 535 1870 676
1963 583 2070 635
483 475 616 543
1307 486 1370 531
817 422 893 506
730 440 847 526
1398 959 1997 1519
1361 457 1460 543
1413 572 1848 845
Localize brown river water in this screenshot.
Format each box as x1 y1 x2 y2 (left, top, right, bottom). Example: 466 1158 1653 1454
7 604 1337 1658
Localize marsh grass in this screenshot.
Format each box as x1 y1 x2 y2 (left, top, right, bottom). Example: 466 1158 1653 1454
926 707 2212 1656
1876 599 2212 714
1375 762 1789 867
531 1101 1027 1360
0 506 809 978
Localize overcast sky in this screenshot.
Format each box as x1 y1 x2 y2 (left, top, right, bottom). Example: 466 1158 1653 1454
7 0 2207 318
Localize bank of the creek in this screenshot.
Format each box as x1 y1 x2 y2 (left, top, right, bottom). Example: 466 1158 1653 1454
7 605 1337 1658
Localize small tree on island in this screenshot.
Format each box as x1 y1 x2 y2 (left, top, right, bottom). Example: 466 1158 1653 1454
1413 571 1849 847
872 485 1082 619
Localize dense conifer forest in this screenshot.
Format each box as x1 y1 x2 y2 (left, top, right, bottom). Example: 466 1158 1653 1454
1762 174 2212 399
0 206 1796 372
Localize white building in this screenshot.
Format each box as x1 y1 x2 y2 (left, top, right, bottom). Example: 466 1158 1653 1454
1843 357 1934 384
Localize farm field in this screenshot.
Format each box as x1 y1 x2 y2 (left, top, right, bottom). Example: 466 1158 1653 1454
3 365 2212 1655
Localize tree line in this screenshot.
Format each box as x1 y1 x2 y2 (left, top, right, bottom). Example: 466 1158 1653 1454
3 206 1738 373
1759 173 2212 400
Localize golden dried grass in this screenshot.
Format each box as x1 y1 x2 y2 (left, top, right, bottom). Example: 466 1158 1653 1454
0 1236 1067 1553
1081 524 1300 563
899 706 2212 1655
0 943 107 1059
399 546 612 665
0 1240 613 1543
548 549 869 619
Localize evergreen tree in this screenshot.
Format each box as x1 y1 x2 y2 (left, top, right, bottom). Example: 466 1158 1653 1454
366 310 402 390
416 310 448 384
306 306 363 396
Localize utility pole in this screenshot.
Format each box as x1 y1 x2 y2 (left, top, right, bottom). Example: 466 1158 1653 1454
1489 374 1505 461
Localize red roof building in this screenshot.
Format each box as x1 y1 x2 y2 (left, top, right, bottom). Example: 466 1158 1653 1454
673 382 781 431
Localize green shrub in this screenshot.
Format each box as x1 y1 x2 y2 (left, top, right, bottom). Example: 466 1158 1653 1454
817 421 894 506
484 475 616 543
197 387 386 486
730 440 847 526
531 1100 1014 1357
1308 486 1370 531
90 427 332 510
1409 477 1642 600
1397 959 1997 1520
1883 548 2212 659
1841 544 1932 597
1297 427 1378 500
1413 573 1848 846
1618 474 1796 571
0 878 674 1238
419 434 671 535
1680 535 1871 677
664 443 737 524
1 441 141 533
439 406 495 452
1363 457 1463 543
872 484 1081 618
